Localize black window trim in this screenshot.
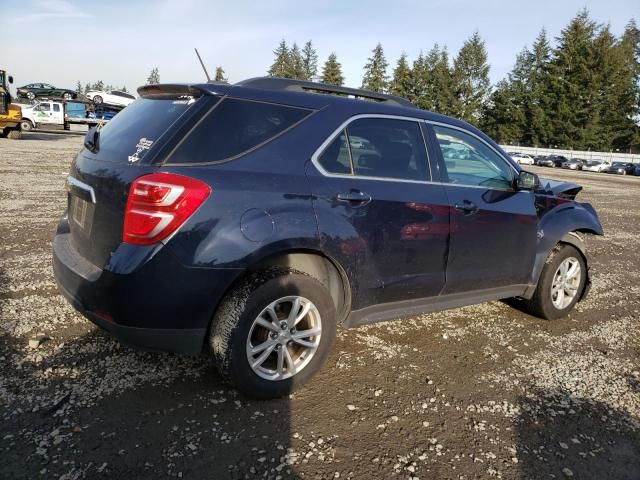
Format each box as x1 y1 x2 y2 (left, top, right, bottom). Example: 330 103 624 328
164 96 316 166
311 114 433 184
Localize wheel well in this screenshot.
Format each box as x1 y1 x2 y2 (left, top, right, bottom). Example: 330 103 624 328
249 251 351 323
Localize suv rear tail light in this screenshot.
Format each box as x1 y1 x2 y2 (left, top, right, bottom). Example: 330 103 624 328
123 173 211 245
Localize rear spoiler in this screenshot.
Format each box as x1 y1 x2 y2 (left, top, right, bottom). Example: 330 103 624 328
137 83 231 99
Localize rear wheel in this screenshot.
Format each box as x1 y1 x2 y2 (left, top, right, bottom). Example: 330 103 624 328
521 244 586 320
6 129 22 140
210 268 336 399
26 91 35 100
93 95 103 105
62 92 72 100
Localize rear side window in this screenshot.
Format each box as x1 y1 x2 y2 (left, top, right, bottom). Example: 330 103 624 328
92 98 195 162
317 117 429 181
169 98 312 164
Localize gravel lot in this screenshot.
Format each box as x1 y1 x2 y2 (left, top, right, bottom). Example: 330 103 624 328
1 132 639 480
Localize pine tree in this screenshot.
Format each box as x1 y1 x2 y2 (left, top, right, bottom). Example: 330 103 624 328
289 43 307 79
121 85 128 93
527 29 554 146
75 81 82 95
268 40 291 78
480 80 523 144
321 53 345 86
92 80 104 91
302 41 318 81
547 9 598 149
431 47 457 115
214 66 228 82
410 51 428 107
389 53 413 99
84 83 91 94
452 31 490 124
615 19 640 148
361 43 389 93
146 68 160 85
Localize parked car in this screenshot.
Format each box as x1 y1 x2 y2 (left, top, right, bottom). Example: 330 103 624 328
16 83 77 101
634 164 640 176
52 77 603 399
562 158 584 170
511 153 535 165
582 160 611 172
604 162 636 175
545 155 569 167
534 155 549 166
86 90 136 108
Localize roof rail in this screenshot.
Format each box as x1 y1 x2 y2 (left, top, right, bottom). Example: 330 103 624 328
236 77 417 109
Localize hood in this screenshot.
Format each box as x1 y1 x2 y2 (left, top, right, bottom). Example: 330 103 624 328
537 177 583 199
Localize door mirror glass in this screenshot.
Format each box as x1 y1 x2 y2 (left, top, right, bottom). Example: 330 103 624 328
517 170 539 190
8 76 14 84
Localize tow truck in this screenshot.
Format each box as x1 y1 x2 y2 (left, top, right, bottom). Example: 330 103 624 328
20 99 123 132
0 69 22 139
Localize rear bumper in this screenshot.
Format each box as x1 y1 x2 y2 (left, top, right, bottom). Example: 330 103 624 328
53 231 243 354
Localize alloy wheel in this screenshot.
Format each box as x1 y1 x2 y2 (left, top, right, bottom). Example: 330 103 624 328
550 257 581 309
246 296 322 381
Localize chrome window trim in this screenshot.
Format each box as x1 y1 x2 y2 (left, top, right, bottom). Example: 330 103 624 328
311 113 433 183
66 176 96 203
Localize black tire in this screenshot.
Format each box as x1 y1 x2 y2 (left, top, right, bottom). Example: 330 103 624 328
7 129 22 140
26 91 35 100
20 120 33 132
210 268 337 399
93 95 103 105
520 244 586 320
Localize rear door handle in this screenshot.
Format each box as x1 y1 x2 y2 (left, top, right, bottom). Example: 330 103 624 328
454 200 478 215
336 190 372 207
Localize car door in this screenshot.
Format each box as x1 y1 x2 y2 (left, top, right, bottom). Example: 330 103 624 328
427 123 537 294
50 103 64 124
35 102 54 124
306 115 450 310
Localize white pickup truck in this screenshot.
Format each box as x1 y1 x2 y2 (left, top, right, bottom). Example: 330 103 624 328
20 100 119 131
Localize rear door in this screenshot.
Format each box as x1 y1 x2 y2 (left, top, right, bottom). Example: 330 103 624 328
307 115 450 309
427 123 537 294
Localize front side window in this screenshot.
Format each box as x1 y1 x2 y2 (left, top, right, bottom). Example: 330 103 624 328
433 125 513 189
39 103 51 112
53 104 60 112
169 98 312 164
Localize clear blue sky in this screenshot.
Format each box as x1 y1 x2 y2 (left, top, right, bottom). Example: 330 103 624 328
2 0 638 93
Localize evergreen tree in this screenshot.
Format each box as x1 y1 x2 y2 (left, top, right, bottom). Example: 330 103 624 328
320 53 345 86
616 19 640 148
75 81 82 95
92 80 104 91
121 85 128 93
480 80 523 144
146 68 160 85
527 29 554 146
547 9 598 149
214 66 228 82
430 47 457 115
289 43 307 79
84 83 91 94
361 43 389 93
389 53 413 99
302 41 318 81
268 40 291 77
452 31 491 124
410 51 428 107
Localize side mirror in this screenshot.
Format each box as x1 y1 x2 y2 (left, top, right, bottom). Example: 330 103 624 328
8 76 13 84
516 170 540 191
84 126 100 153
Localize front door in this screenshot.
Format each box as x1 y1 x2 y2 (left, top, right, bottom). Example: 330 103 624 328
428 123 537 294
306 116 450 310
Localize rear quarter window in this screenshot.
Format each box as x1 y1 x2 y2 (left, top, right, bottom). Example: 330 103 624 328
167 98 312 164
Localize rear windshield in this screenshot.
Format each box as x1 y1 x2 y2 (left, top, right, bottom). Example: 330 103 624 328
168 98 312 164
91 98 195 162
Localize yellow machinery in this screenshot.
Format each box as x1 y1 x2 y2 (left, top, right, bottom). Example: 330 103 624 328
0 70 22 139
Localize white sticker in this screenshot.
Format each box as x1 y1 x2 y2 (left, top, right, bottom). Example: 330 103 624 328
128 137 154 163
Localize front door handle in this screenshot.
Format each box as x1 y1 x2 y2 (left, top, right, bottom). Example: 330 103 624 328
336 190 372 207
454 200 478 215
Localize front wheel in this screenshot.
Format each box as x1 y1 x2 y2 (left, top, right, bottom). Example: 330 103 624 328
521 244 586 320
26 91 35 100
20 120 33 132
93 95 103 104
210 268 337 399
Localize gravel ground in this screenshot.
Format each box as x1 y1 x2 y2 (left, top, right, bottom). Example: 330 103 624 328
1 133 639 480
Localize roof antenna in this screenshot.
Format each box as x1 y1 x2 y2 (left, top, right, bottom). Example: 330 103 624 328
194 48 211 82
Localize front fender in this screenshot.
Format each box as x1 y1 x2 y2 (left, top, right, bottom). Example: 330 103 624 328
523 200 603 298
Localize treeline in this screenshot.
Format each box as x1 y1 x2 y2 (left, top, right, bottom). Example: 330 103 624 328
74 80 129 95
265 10 640 150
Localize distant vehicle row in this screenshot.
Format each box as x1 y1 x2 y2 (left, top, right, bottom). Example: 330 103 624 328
16 82 135 107
508 152 639 176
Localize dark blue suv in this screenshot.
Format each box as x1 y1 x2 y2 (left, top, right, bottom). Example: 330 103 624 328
53 78 603 398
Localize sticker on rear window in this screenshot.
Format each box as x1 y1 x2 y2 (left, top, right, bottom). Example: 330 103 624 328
128 137 154 163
